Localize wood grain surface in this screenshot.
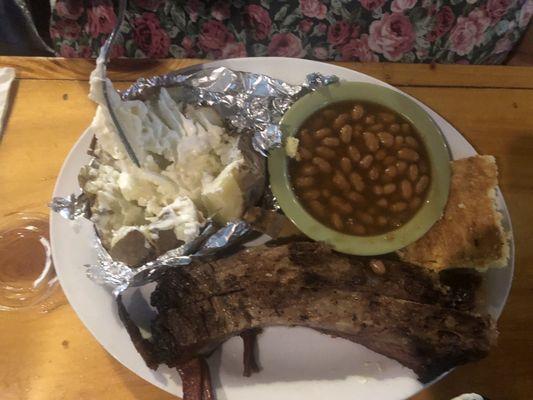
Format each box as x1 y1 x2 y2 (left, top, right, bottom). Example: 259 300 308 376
0 58 532 400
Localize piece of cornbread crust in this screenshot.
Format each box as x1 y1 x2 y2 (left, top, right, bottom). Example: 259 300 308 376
397 155 509 271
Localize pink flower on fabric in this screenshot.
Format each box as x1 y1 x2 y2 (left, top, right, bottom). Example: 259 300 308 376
59 43 77 57
486 0 513 23
133 0 164 12
109 44 125 58
244 5 272 40
50 19 81 40
327 21 352 46
416 47 428 59
299 19 314 33
359 0 386 11
221 42 247 58
58 44 92 58
317 22 328 33
368 13 415 61
198 20 235 53
186 0 201 22
133 13 170 58
518 1 533 28
427 6 455 41
435 6 455 37
182 36 197 57
341 34 379 62
56 0 83 20
211 1 231 21
87 3 117 38
182 36 194 50
467 8 491 40
313 47 329 59
391 0 417 13
267 33 305 57
77 46 93 58
494 37 513 53
299 0 327 20
448 8 490 56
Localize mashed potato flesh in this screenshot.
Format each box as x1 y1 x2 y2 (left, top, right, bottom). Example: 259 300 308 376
82 58 245 251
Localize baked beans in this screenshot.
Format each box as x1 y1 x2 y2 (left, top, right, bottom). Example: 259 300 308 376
290 101 431 235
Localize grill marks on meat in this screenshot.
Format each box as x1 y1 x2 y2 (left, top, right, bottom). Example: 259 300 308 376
119 242 496 386
286 242 482 311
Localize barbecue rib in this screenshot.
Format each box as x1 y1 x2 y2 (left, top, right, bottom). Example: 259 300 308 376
119 242 496 384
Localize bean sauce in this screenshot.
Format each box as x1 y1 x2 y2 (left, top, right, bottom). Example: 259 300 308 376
290 101 431 236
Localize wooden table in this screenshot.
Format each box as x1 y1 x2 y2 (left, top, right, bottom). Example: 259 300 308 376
0 57 532 400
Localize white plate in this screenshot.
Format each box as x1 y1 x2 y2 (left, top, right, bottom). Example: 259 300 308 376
51 58 514 400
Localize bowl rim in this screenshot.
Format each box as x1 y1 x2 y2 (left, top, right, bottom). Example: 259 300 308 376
268 81 451 255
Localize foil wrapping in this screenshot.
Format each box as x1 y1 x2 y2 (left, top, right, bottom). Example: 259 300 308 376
50 66 338 294
121 66 338 155
85 221 251 296
50 193 90 220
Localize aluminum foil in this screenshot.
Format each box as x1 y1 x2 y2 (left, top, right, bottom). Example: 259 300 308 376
121 66 338 155
85 221 251 296
50 193 90 220
51 66 338 294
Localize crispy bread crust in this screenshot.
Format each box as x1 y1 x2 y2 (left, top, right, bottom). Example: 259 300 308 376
397 156 508 271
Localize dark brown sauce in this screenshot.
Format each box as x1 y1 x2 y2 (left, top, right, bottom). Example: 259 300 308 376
289 101 431 236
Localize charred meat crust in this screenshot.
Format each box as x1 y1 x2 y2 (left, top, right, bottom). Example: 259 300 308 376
118 242 496 383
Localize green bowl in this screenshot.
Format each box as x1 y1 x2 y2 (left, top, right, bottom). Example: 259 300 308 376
268 81 451 256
